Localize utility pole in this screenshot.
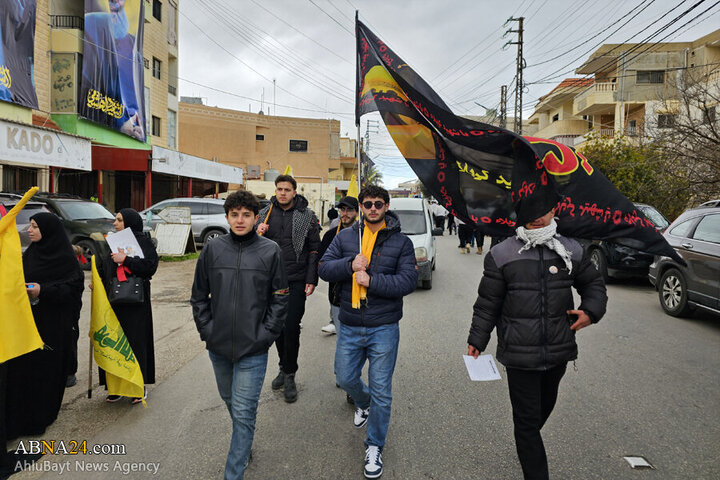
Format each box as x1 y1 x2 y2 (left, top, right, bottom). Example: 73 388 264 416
499 85 507 129
504 17 524 134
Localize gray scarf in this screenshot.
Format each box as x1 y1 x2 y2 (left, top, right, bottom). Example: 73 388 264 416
516 218 573 273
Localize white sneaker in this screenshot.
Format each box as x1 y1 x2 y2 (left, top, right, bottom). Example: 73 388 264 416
364 445 383 478
321 323 337 334
353 406 369 428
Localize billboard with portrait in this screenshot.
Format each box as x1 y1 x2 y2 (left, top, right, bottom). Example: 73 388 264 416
0 0 38 109
80 0 146 141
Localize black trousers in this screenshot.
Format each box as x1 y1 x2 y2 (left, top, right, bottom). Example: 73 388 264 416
506 363 567 480
274 281 307 375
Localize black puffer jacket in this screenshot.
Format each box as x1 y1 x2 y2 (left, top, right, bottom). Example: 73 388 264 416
257 195 321 285
468 235 607 371
191 233 289 362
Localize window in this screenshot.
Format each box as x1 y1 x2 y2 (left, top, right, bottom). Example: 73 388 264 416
658 114 676 129
152 58 161 79
152 116 161 136
207 203 226 215
669 219 695 238
627 119 637 136
692 214 720 244
185 202 206 215
153 0 162 21
552 113 559 122
289 139 308 152
636 70 664 84
143 57 150 69
393 210 427 235
256 134 265 141
167 110 176 148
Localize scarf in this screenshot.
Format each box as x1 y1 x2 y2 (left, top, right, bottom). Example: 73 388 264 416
516 218 573 274
258 198 315 261
352 220 386 309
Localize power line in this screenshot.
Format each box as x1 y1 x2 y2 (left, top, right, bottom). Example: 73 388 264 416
308 0 354 35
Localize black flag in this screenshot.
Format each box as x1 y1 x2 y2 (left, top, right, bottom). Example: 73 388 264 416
356 19 682 262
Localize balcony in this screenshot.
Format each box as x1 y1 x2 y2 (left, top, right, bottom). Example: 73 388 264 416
533 118 590 142
50 15 84 29
573 82 617 116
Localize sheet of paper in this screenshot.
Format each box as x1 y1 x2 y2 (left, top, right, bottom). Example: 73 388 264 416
463 354 501 381
106 227 145 258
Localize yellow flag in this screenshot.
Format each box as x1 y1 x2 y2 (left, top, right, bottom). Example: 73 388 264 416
347 174 359 199
90 256 145 404
283 165 293 176
0 186 44 363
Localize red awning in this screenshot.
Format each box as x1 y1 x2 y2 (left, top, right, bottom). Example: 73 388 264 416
92 145 150 171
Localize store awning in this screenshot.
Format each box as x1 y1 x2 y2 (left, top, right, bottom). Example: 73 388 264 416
151 146 243 184
0 118 92 171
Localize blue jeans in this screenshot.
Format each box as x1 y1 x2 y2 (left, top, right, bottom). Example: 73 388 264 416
335 322 400 448
209 351 268 480
330 305 340 325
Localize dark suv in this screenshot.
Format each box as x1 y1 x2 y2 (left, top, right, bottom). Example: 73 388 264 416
648 206 720 317
32 194 116 268
585 203 670 282
0 193 52 252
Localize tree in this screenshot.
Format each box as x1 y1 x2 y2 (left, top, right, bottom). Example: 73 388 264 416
580 132 691 220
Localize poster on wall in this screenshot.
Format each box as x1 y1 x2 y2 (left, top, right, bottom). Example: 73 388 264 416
80 0 146 141
0 0 39 109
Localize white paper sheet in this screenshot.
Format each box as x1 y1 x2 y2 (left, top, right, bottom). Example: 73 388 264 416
106 228 145 258
463 354 502 381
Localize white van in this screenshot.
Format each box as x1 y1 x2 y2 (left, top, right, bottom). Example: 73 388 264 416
390 197 443 289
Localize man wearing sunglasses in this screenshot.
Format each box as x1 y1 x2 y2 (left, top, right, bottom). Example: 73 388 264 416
319 185 418 479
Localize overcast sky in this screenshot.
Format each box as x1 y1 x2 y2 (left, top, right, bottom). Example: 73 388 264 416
177 0 720 188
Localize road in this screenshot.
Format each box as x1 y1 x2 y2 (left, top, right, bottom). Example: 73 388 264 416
10 233 720 479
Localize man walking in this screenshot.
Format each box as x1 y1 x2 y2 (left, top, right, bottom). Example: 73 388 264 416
257 174 321 403
318 196 359 335
319 185 418 478
467 197 607 480
191 191 289 480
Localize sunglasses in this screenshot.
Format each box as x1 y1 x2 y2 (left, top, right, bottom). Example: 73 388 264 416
362 201 385 210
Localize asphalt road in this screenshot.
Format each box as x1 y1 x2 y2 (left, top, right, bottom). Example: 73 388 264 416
10 233 720 479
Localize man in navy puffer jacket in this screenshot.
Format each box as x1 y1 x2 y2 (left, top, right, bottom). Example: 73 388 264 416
319 185 417 479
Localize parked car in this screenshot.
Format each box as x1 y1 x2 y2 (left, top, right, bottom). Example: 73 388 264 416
585 203 670 282
140 198 229 245
648 206 720 317
32 194 116 268
390 197 443 290
698 199 720 208
0 193 52 252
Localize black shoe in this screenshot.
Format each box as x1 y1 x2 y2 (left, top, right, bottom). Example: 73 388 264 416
346 393 354 405
271 370 285 390
65 374 77 388
284 374 297 403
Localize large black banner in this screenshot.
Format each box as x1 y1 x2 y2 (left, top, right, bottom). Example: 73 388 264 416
0 0 38 109
81 0 146 141
356 19 680 261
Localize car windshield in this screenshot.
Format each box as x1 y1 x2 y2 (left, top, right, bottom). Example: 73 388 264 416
56 201 114 220
637 205 669 229
393 210 426 235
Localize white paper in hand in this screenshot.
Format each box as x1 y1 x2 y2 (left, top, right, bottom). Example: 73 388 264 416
463 354 501 381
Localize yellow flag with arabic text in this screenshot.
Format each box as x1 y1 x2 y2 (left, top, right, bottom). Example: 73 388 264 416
283 165 293 176
90 256 145 404
347 174 359 199
0 187 44 363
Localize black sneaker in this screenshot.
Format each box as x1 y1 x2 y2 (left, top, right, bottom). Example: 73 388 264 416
284 374 297 403
65 374 77 388
271 370 285 390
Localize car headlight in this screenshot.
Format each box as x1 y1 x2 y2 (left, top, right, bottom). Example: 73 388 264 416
414 247 428 262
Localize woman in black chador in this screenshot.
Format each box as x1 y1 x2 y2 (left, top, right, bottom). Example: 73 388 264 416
4 213 84 439
98 208 158 404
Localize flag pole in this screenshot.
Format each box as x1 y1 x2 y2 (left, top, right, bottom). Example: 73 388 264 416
355 10 362 246
88 333 93 399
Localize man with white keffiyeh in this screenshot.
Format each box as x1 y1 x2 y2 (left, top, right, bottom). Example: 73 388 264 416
467 200 608 480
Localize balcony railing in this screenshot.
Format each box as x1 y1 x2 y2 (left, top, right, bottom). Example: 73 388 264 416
168 85 177 96
50 15 84 29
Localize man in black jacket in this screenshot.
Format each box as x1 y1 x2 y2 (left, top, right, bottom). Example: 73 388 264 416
191 191 289 480
467 198 607 480
257 175 321 403
319 196 359 335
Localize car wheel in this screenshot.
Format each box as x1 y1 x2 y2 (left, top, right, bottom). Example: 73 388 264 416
202 229 225 244
589 248 609 283
421 276 432 290
659 268 693 317
75 239 96 271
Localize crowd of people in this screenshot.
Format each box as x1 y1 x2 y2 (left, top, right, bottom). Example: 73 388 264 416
3 175 608 480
